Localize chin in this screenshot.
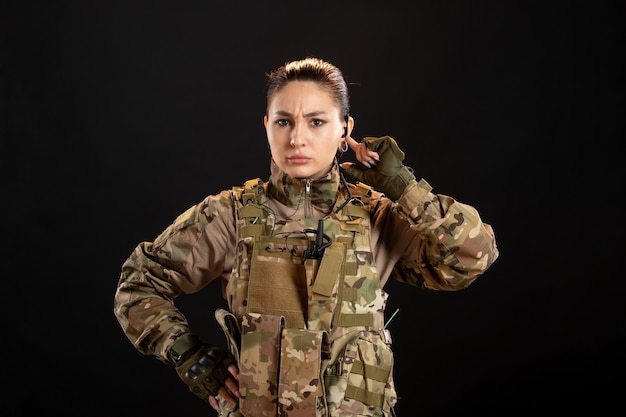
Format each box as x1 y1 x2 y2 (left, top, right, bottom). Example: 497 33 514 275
289 170 314 179
282 162 330 180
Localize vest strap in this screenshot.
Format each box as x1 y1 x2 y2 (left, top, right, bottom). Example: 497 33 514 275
345 384 385 408
350 359 391 382
335 313 374 327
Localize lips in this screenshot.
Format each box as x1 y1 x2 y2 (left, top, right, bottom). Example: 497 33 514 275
288 155 311 164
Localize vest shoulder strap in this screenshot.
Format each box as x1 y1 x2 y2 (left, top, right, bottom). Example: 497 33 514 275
338 181 384 218
232 178 269 238
233 177 265 204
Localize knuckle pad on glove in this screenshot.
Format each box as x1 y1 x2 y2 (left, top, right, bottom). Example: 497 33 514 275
176 345 234 400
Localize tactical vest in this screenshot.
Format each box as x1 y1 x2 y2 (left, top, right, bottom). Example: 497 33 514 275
216 178 398 417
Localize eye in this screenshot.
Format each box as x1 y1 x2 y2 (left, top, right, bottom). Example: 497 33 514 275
311 119 324 127
276 119 290 127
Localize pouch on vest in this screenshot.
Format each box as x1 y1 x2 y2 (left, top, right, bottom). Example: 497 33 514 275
239 313 284 417
247 235 309 329
306 241 345 332
325 331 397 416
278 328 328 417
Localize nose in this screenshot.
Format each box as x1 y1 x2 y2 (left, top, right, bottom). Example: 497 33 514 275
290 123 305 147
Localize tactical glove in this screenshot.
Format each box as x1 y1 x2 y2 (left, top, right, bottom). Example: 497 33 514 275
169 333 237 402
342 136 416 201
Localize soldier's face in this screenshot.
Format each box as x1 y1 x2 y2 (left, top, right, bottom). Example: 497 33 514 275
264 81 344 179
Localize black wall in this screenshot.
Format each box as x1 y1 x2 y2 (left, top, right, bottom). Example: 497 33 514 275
3 1 621 415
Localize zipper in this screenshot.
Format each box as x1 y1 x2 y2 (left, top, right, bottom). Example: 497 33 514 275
304 179 311 218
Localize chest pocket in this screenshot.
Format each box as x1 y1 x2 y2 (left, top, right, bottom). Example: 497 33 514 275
246 235 311 329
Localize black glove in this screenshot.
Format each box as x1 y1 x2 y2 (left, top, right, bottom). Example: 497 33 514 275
168 333 237 401
342 136 416 201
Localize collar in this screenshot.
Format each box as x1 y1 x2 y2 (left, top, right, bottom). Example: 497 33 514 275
267 159 343 215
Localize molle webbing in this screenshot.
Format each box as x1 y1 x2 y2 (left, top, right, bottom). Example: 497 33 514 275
331 205 374 329
238 205 266 237
338 204 368 235
345 384 384 409
227 178 396 415
323 330 394 412
233 179 379 330
335 235 358 276
351 360 392 384
237 178 269 238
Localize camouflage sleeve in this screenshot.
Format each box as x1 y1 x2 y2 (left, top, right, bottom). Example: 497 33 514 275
113 189 236 363
382 178 499 290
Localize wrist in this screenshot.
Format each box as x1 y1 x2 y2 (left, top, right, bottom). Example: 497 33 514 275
397 178 432 220
385 166 416 201
167 333 202 366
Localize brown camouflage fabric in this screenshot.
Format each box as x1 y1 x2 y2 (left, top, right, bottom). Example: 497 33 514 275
227 164 397 416
114 144 499 416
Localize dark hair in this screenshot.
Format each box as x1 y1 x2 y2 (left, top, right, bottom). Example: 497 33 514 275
266 57 350 121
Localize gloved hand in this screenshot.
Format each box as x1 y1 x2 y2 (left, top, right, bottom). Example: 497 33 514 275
341 136 416 201
168 333 237 402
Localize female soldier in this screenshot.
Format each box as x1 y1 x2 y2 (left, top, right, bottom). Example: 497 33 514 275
114 56 499 416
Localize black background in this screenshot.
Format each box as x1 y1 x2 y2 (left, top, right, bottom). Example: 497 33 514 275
2 1 622 415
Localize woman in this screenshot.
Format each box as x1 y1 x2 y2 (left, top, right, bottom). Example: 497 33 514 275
114 57 499 417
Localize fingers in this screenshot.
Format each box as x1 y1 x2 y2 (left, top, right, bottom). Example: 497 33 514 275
345 135 379 167
339 162 367 184
224 375 240 400
227 363 239 380
208 389 237 413
208 373 240 413
225 363 240 399
208 395 219 412
345 135 360 152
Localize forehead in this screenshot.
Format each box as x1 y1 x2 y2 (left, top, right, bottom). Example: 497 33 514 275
268 81 338 111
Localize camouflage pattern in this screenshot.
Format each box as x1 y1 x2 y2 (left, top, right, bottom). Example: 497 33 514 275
114 188 236 360
114 144 499 416
239 313 284 416
393 178 498 289
226 163 400 416
222 160 497 416
278 329 326 416
325 331 395 417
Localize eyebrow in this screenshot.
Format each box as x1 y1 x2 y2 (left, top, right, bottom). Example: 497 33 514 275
272 110 328 118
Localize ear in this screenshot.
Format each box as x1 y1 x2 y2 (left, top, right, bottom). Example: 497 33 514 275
263 115 269 128
346 116 355 137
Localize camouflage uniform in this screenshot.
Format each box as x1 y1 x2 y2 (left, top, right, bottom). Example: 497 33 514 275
114 157 499 416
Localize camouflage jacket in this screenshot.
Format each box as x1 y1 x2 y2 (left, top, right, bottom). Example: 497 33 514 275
114 157 499 416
